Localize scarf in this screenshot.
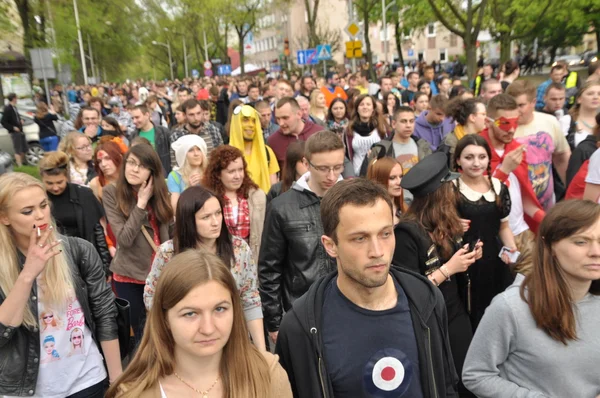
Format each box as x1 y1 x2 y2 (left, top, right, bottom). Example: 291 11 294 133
223 196 250 241
454 124 467 141
354 121 376 137
480 129 543 233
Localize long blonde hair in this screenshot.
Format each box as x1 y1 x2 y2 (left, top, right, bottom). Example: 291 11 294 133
0 173 73 329
106 251 271 398
309 89 326 116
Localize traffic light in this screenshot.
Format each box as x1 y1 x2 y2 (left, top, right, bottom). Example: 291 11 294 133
284 38 290 57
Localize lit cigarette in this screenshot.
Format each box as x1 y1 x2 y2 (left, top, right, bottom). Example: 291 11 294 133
37 227 41 237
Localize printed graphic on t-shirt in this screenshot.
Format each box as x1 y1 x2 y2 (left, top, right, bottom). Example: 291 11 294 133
35 283 106 397
515 131 555 210
396 154 418 174
364 348 415 397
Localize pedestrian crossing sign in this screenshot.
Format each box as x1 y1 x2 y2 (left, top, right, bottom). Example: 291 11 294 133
345 41 363 59
317 44 332 61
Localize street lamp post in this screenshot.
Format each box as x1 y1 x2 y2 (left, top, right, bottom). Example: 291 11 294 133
73 0 88 85
382 0 397 64
152 40 173 81
164 27 188 79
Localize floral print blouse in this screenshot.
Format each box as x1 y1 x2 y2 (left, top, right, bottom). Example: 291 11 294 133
143 236 263 321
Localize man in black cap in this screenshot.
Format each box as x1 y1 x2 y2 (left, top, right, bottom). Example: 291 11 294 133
276 177 458 398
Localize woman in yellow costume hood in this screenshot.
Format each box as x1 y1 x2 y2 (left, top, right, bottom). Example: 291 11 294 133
229 105 279 192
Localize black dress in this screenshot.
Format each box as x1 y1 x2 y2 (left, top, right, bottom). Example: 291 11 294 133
393 221 473 395
454 178 514 331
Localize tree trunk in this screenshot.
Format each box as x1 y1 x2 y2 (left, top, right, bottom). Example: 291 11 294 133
465 40 477 82
15 0 32 50
362 0 374 79
549 45 558 65
238 30 245 74
394 20 404 66
499 34 512 63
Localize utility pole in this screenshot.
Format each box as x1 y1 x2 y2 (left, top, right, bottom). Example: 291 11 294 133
203 30 209 62
73 0 88 84
183 36 188 78
87 34 96 83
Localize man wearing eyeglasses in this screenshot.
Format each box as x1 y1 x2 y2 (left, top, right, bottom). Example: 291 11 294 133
259 130 345 345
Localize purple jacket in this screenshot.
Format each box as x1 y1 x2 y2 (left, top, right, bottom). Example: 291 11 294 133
413 112 455 151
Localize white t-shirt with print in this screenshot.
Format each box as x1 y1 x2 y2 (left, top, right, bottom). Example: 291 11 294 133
34 281 106 398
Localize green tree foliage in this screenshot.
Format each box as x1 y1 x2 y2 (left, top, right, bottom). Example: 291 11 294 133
487 0 552 62
426 0 488 80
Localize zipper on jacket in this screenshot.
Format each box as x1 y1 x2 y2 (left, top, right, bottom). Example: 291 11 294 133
467 274 472 314
310 327 328 397
426 326 439 398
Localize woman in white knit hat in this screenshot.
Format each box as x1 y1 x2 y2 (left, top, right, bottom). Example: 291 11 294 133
167 135 208 211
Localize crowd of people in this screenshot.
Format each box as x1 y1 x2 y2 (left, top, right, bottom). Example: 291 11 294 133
0 56 599 398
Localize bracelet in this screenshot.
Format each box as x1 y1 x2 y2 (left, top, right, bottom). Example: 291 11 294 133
439 265 451 280
429 275 440 286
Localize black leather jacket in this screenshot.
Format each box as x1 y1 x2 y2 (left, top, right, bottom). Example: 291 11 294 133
53 183 111 276
0 236 118 396
258 179 336 332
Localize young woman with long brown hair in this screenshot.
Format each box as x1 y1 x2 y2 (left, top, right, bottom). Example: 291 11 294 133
103 143 173 345
143 186 265 351
0 172 121 397
463 200 600 398
203 145 266 265
393 152 483 396
344 94 388 175
366 157 407 225
107 251 292 398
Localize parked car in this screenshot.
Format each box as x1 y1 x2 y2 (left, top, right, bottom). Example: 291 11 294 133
580 50 598 66
552 54 582 67
0 111 45 166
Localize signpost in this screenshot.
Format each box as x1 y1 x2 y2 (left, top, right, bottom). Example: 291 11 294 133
296 49 319 66
344 21 362 72
218 64 232 76
203 60 212 70
316 44 332 76
192 69 199 78
30 48 55 105
345 41 363 59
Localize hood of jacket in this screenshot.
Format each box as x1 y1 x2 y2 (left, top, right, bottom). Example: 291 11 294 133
289 267 439 340
415 111 454 133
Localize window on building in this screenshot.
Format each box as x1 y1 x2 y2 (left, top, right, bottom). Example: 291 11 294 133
439 48 447 62
427 23 436 37
428 37 435 49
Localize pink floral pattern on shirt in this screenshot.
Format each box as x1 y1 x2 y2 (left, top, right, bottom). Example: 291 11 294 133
143 236 262 321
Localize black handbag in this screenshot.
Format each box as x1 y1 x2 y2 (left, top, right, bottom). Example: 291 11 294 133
114 297 132 359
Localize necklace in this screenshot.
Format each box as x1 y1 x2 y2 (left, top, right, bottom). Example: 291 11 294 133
174 372 220 397
580 119 596 130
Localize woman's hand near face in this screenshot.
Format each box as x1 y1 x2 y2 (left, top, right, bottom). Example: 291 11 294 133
22 226 62 280
136 177 154 209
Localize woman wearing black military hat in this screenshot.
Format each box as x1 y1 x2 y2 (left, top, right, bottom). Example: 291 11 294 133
393 152 482 397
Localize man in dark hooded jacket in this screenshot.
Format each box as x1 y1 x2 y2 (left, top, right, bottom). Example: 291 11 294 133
276 178 458 398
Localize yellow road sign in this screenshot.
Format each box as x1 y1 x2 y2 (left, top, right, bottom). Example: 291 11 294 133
345 41 363 59
345 22 361 38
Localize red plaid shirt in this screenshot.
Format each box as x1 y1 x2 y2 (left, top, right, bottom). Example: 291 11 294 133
223 196 250 241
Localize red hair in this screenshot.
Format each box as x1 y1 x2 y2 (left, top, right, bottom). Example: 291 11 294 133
366 157 407 214
203 145 258 198
94 136 126 186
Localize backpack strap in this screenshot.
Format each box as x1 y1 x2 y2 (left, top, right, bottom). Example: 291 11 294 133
169 170 180 185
